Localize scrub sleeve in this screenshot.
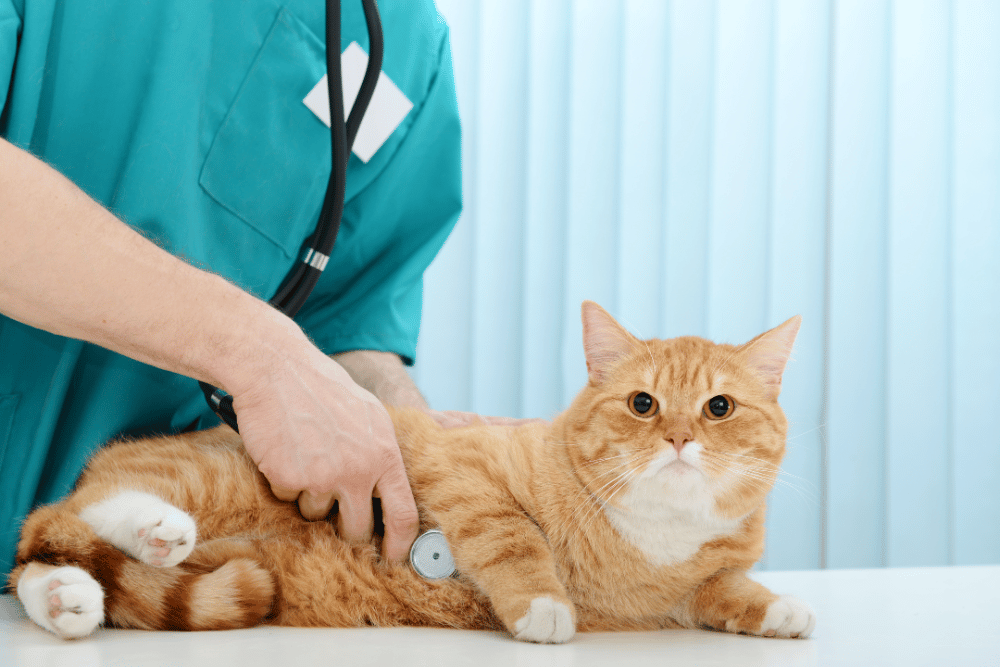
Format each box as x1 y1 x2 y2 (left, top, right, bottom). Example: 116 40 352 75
0 0 461 577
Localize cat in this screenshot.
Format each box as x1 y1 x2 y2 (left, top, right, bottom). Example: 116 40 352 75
9 301 815 643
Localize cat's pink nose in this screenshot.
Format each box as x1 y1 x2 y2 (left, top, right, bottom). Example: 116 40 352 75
665 431 693 454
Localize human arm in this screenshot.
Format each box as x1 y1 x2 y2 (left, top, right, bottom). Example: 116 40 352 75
333 350 546 429
333 350 429 410
0 138 419 562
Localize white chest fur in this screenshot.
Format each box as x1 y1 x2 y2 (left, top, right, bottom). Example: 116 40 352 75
603 453 743 567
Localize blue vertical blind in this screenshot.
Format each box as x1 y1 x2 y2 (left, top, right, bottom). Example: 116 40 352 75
412 0 1000 570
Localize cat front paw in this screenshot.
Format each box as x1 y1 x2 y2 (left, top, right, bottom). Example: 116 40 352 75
18 565 104 639
513 596 576 644
757 595 815 638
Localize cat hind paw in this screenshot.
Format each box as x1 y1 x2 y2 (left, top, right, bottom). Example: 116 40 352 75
18 566 104 639
758 595 815 638
513 596 576 644
80 491 197 567
134 505 197 567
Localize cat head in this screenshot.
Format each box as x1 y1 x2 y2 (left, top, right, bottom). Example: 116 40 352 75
560 301 800 521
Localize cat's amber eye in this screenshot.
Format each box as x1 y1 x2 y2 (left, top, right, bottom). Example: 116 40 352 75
628 391 659 417
703 395 736 420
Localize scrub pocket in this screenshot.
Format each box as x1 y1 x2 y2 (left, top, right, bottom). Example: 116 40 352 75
199 8 330 260
0 394 18 472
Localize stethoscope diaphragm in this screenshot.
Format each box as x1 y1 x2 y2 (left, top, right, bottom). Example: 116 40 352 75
410 529 456 579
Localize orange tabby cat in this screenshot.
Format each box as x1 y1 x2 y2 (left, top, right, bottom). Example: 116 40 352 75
9 301 814 642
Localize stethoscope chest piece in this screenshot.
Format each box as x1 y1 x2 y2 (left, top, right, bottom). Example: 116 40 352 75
410 529 456 579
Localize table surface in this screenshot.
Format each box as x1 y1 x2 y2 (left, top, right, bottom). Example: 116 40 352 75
2 565 998 667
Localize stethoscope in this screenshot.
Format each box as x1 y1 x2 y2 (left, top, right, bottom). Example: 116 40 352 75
199 0 383 432
198 0 457 580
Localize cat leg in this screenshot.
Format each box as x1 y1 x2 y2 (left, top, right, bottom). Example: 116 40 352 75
15 562 104 639
79 490 196 567
757 595 816 638
436 497 576 643
677 569 816 638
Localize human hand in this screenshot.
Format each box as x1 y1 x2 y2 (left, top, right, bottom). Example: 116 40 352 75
226 328 419 563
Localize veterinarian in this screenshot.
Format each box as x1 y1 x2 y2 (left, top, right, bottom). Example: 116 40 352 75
0 1 460 577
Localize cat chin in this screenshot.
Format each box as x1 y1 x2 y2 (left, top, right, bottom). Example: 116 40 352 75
628 466 713 511
638 443 707 480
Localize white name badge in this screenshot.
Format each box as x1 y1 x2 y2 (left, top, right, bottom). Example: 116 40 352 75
303 42 414 163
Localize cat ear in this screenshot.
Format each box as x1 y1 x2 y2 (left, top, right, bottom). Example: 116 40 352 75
744 315 801 398
581 301 639 384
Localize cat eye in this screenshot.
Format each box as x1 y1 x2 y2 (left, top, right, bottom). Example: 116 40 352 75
628 391 659 417
703 395 736 420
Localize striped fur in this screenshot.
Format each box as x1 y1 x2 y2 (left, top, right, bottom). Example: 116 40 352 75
10 302 813 641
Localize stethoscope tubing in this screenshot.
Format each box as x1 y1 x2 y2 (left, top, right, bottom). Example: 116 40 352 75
200 0 384 432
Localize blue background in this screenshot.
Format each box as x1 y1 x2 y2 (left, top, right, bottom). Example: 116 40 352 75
410 0 1000 571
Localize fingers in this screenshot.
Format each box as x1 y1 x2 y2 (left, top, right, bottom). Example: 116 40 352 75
336 493 375 544
298 490 337 521
271 485 336 521
270 484 300 503
427 409 481 429
375 463 420 564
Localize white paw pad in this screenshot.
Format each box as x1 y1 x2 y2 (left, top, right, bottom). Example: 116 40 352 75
513 596 575 644
759 595 816 638
132 505 197 567
18 565 104 639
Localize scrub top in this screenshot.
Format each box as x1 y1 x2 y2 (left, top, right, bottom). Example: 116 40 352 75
0 0 462 576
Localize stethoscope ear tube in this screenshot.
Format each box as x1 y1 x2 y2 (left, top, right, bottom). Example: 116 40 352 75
201 0 384 432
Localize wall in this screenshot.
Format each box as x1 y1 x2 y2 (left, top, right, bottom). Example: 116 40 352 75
410 0 1000 570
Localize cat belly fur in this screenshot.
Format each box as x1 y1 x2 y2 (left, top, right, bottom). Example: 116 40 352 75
11 427 500 634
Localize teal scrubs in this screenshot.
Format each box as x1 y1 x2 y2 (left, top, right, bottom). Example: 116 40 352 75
0 0 461 576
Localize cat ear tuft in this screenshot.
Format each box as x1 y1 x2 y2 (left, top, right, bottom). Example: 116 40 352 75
581 301 638 384
744 315 801 398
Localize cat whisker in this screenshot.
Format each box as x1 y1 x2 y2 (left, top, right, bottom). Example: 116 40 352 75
577 466 639 537
709 460 775 484
576 459 641 511
567 454 644 533
564 461 634 522
707 457 817 504
579 454 635 469
785 423 826 443
709 462 778 493
718 453 788 476
700 450 812 496
716 452 819 494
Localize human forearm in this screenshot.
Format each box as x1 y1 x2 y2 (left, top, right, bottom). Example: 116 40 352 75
0 138 299 393
333 350 429 410
332 351 547 429
0 139 419 560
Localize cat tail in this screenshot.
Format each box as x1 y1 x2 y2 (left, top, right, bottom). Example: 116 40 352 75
11 504 275 631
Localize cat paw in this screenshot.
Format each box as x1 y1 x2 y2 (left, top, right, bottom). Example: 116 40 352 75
757 595 815 638
80 490 197 567
18 565 104 639
132 504 197 567
513 596 576 644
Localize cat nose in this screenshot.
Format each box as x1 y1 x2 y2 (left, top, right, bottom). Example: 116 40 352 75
664 431 693 454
